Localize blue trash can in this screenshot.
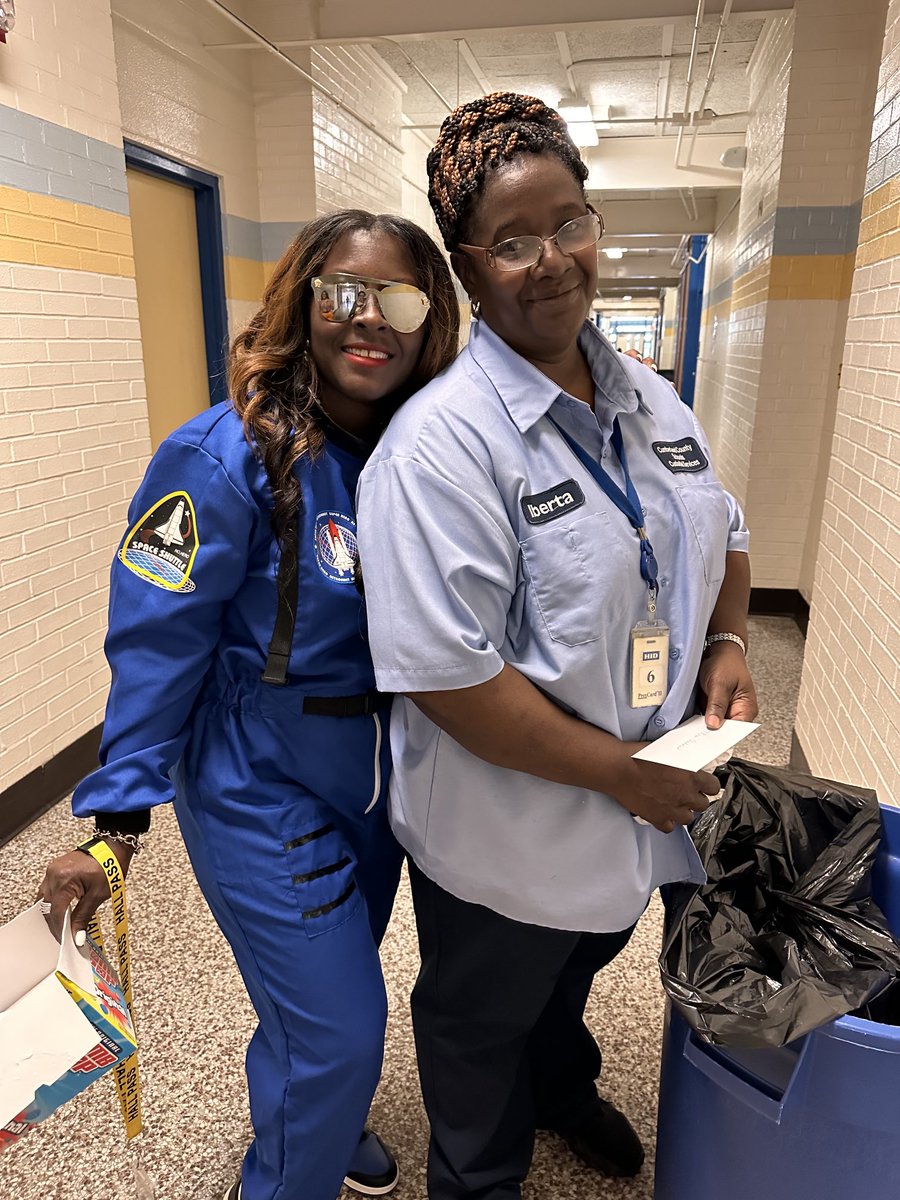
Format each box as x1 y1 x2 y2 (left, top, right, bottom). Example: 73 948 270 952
655 803 900 1200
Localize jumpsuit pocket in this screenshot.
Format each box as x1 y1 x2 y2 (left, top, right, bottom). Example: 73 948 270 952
283 819 362 937
675 484 730 587
519 511 620 647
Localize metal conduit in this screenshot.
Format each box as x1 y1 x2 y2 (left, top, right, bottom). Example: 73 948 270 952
199 0 403 152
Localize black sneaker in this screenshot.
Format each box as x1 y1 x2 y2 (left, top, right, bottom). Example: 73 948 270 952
553 1097 645 1178
221 1181 241 1200
344 1128 400 1195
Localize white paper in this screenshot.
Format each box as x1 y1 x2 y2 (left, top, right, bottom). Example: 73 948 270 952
632 714 759 772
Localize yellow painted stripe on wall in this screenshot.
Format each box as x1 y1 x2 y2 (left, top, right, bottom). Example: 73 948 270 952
0 185 135 276
731 260 771 310
224 254 269 303
723 252 856 309
701 296 733 326
766 253 856 301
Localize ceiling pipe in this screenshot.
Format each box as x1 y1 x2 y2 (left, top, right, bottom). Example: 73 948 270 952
681 0 734 171
674 0 706 169
198 0 402 151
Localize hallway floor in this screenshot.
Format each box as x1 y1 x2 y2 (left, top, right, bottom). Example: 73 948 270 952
0 616 806 1200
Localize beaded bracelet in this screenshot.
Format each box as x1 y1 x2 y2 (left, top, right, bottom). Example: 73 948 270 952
89 830 146 854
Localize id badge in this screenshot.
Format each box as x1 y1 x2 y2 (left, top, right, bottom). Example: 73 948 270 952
630 621 669 708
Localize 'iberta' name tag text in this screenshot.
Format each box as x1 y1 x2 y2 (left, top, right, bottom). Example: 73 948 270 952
652 438 708 473
520 479 586 525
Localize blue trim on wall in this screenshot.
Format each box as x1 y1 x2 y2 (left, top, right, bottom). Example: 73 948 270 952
676 235 707 409
123 141 229 409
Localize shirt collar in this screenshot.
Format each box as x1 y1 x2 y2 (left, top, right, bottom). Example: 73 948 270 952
467 317 649 433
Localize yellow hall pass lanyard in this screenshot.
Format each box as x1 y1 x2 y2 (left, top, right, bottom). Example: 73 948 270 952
82 839 143 1140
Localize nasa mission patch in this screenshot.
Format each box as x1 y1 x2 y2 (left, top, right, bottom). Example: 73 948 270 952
119 491 199 592
314 511 358 584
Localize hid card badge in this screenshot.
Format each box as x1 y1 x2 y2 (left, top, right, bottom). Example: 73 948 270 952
631 622 669 708
315 512 358 584
119 491 199 592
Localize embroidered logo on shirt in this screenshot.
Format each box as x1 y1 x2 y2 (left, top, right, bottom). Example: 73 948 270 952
520 479 586 525
119 491 198 592
651 438 708 473
315 512 358 583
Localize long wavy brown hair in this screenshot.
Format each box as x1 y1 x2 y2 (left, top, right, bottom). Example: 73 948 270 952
228 210 460 551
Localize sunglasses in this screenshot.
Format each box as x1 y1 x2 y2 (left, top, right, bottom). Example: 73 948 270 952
457 210 604 273
312 273 431 334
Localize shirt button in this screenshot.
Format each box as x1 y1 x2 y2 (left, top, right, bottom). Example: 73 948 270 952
654 716 666 728
659 576 669 587
669 647 681 660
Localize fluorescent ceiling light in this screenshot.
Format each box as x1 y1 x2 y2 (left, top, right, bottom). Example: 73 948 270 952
603 247 624 259
557 102 592 123
622 294 633 301
557 98 599 148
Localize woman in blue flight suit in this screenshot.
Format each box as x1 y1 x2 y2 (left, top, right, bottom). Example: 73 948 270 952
38 210 460 1200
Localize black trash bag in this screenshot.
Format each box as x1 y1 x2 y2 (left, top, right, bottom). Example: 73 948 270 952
659 758 900 1048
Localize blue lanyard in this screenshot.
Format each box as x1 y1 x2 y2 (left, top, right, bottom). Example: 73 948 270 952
548 415 660 599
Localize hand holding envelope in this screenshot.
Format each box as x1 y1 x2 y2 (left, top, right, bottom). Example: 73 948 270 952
630 715 760 825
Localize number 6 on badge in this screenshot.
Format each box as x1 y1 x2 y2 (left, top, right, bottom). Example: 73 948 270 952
630 622 669 708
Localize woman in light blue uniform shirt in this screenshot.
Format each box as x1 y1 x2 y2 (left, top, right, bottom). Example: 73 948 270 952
37 211 460 1200
357 93 759 1200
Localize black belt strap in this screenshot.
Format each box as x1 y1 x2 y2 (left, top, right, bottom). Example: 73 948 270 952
302 692 390 717
260 533 393 715
261 534 298 686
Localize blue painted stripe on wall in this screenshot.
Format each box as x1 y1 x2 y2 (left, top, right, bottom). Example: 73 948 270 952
223 213 263 260
772 203 862 256
0 103 128 214
260 221 303 262
222 215 303 263
705 276 734 309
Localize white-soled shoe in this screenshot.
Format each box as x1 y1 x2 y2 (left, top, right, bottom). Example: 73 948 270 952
343 1128 399 1196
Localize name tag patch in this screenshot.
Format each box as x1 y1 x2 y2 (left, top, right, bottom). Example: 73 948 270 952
521 479 586 525
652 438 708 473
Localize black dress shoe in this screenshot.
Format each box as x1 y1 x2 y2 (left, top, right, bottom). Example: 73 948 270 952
553 1097 645 1177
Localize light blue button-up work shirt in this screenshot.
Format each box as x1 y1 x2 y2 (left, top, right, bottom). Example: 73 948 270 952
357 319 749 933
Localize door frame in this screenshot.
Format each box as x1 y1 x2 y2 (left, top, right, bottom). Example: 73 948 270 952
124 141 229 408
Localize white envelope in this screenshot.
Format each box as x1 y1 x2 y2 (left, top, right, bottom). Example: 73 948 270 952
632 714 759 772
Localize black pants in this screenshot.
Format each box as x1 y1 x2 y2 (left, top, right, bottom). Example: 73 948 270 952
408 861 636 1200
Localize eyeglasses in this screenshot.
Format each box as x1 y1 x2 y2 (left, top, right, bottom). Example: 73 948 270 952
311 273 430 334
457 210 604 272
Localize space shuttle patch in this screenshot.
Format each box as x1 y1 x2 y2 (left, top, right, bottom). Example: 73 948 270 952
315 511 358 584
118 491 199 593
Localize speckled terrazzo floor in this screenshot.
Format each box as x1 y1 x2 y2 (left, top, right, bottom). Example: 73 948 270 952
0 616 806 1200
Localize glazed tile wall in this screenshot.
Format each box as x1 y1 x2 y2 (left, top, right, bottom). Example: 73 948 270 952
694 195 739 468
0 0 148 792
796 0 900 804
694 0 885 593
693 14 793 515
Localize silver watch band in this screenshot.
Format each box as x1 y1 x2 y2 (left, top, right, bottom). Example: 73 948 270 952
704 631 747 656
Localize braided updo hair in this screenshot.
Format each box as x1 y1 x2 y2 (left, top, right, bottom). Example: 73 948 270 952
427 92 589 251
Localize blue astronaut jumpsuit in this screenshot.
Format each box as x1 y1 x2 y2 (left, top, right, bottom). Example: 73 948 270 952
72 401 402 1200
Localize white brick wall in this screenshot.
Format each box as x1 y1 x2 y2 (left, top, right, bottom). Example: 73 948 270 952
0 0 121 144
0 259 148 787
796 0 900 803
112 0 262 224
694 196 739 478
311 45 403 215
694 15 794 513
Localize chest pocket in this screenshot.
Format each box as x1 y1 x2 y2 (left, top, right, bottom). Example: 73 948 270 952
519 510 626 647
675 484 730 587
